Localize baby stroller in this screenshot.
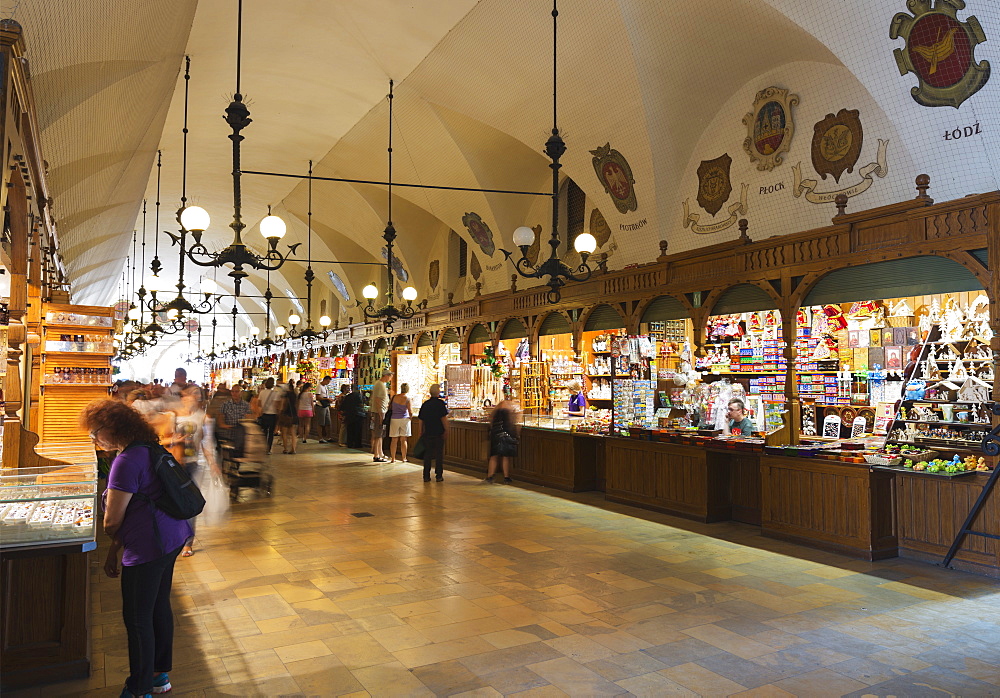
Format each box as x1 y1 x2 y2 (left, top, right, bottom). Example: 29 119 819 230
221 418 272 501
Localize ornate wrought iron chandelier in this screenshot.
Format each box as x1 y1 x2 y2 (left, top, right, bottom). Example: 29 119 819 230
174 0 297 297
283 161 332 343
360 80 418 334
502 0 597 304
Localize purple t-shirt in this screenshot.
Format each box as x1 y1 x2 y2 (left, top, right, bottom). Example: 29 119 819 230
105 444 192 566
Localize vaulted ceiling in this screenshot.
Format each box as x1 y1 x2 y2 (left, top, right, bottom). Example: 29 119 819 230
12 0 1000 340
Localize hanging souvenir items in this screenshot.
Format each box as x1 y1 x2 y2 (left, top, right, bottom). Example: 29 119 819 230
796 307 810 328
748 312 763 333
822 304 847 331
764 310 778 327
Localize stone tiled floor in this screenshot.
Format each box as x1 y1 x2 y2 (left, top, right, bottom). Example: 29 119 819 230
24 446 1000 696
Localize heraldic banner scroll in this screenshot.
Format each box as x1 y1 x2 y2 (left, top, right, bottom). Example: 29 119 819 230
683 183 749 234
792 139 889 204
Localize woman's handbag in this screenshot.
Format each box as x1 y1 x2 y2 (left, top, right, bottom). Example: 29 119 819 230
497 430 519 457
382 407 393 427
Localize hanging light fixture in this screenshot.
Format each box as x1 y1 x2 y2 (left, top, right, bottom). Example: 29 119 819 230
360 80 418 334
502 0 598 304
284 160 332 343
160 56 218 318
180 0 298 297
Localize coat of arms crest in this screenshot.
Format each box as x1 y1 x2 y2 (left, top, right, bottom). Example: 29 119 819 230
461 212 496 257
683 153 749 235
428 260 440 291
590 143 637 214
811 109 864 182
742 86 799 171
890 0 990 108
696 154 733 216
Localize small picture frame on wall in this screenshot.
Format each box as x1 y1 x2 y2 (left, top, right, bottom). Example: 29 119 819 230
906 327 920 345
882 328 895 346
848 330 860 348
885 345 903 370
869 329 883 347
892 326 908 346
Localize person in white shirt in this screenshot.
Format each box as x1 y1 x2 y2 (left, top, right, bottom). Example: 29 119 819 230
315 376 334 443
252 377 279 454
370 371 391 462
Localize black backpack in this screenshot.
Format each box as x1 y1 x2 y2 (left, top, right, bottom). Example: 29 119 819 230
128 442 205 520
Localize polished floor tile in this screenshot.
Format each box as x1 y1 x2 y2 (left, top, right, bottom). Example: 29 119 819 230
16 445 1000 697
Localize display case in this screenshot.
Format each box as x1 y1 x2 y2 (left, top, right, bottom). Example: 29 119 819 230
0 461 97 549
520 412 572 431
38 303 116 445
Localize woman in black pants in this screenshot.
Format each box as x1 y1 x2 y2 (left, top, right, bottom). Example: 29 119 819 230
83 399 193 698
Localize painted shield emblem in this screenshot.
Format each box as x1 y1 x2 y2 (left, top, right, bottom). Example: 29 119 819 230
428 260 440 291
461 212 496 257
811 109 864 183
890 2 990 108
589 208 613 248
590 143 638 214
742 86 799 171
696 154 733 216
470 253 482 280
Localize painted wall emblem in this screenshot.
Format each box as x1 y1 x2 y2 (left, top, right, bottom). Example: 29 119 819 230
793 111 889 204
683 153 749 234
742 86 799 171
470 253 482 280
811 109 864 182
428 260 439 291
461 212 496 257
327 271 351 301
589 208 613 248
590 143 637 213
890 0 990 108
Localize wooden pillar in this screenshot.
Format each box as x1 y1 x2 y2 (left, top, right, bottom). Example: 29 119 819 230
779 303 801 445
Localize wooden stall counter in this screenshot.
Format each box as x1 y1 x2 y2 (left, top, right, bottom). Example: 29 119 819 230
441 421 603 492
760 454 897 561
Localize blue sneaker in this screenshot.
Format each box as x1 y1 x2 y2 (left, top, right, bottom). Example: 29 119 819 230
152 672 172 694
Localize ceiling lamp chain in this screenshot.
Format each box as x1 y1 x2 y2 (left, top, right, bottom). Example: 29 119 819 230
502 0 598 304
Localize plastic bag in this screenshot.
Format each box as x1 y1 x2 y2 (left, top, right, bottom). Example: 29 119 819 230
197 466 230 528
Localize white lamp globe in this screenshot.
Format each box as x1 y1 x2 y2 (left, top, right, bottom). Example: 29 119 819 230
319 315 331 327
288 314 301 326
180 205 210 232
513 226 535 247
574 232 597 254
260 215 286 239
402 286 418 301
200 277 218 295
250 326 260 335
275 325 286 336
362 283 379 299
123 323 136 333
127 307 140 320
166 308 179 320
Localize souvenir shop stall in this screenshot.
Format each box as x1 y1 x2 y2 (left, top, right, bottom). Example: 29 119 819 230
1 30 103 686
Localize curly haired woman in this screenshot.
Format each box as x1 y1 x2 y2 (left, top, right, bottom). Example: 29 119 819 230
81 399 192 698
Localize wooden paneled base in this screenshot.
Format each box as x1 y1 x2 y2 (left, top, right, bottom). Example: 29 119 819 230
761 456 897 561
894 470 999 575
438 423 602 492
605 439 729 522
0 546 91 690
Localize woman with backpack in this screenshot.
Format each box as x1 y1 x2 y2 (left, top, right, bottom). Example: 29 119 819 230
81 399 193 698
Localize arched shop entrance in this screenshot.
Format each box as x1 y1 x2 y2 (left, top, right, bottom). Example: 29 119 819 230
701 283 783 434
797 255 987 442
497 318 529 401
467 323 492 364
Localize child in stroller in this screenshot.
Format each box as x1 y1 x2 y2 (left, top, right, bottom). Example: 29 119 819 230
221 418 272 500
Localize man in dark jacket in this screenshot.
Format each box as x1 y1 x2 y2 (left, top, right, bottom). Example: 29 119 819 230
339 386 366 449
417 383 449 482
